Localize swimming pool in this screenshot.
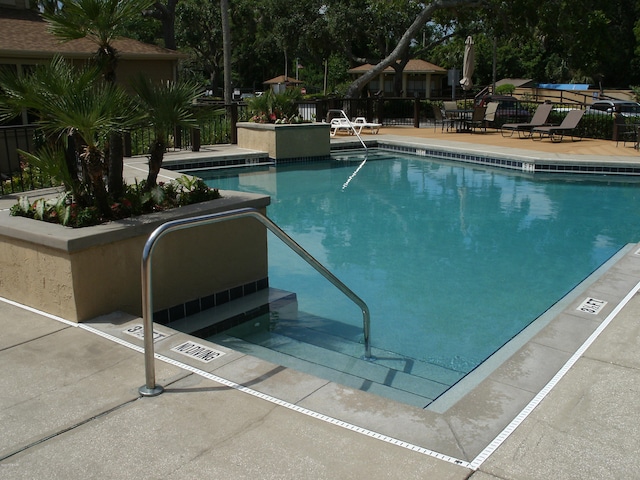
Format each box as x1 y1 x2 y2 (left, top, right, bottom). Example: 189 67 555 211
192 149 640 402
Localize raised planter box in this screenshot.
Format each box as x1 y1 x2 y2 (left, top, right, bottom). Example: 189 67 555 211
237 122 330 160
0 191 270 322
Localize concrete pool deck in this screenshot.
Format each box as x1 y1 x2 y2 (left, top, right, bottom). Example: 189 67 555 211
2 130 640 478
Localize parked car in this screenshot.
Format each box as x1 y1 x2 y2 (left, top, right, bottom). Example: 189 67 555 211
476 95 530 123
586 100 640 117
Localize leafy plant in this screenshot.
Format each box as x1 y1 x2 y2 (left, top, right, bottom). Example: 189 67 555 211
10 175 221 228
247 89 305 123
130 75 203 190
495 84 516 95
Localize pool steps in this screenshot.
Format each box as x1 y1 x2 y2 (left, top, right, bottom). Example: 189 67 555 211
211 318 463 409
168 286 465 408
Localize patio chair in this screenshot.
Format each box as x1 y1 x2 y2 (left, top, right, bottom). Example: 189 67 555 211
482 102 499 131
353 117 381 134
443 100 458 110
501 103 553 138
531 109 584 142
614 114 639 148
443 101 458 120
467 102 499 133
432 104 455 132
464 106 487 133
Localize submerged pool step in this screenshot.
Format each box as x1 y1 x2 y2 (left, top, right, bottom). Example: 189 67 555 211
269 315 465 386
208 314 464 408
211 328 449 408
171 292 465 407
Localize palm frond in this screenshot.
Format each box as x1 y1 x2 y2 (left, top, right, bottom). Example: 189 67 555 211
43 0 155 47
130 76 202 138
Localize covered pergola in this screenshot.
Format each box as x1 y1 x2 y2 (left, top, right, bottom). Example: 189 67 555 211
263 75 303 94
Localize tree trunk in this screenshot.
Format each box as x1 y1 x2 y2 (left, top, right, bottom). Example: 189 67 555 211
83 145 110 217
145 140 165 190
345 0 476 98
108 132 124 199
221 0 232 104
151 1 178 50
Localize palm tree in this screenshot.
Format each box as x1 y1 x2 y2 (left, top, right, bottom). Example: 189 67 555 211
43 0 154 197
0 57 139 216
130 76 202 189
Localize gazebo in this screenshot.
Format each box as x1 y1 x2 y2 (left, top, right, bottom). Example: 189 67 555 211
263 75 303 94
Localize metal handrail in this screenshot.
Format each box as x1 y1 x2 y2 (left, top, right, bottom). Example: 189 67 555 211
139 207 372 396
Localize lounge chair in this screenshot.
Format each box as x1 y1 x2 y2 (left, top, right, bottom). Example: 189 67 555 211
501 103 553 138
353 117 381 134
531 109 584 142
329 117 359 136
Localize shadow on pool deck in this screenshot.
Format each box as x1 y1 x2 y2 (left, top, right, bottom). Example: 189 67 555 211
2 133 640 478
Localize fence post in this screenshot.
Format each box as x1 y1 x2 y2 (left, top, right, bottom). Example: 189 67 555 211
367 98 374 123
123 132 132 157
230 103 238 144
316 99 326 123
413 98 420 128
377 97 385 125
191 128 201 152
174 127 183 149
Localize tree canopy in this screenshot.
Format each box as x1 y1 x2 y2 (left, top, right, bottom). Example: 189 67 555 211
106 0 640 95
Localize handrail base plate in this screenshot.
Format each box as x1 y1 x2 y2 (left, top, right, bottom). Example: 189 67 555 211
139 385 164 397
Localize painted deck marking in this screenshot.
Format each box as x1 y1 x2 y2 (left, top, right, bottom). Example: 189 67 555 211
171 341 225 363
123 324 168 342
577 297 607 315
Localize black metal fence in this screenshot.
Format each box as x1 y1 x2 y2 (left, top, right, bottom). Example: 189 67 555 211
0 124 60 196
0 98 629 196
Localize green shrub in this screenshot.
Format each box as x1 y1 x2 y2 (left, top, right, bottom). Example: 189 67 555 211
247 89 305 123
10 175 221 228
496 84 516 95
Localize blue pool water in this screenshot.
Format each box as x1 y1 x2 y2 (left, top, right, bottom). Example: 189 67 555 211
195 150 640 375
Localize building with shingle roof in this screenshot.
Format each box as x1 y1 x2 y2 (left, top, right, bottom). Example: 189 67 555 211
0 1 184 88
348 59 447 98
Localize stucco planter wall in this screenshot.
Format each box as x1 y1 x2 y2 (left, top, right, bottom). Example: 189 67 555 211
0 191 270 322
237 122 330 160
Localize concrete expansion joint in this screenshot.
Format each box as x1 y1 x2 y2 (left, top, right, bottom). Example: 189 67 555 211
0 396 140 463
0 326 73 354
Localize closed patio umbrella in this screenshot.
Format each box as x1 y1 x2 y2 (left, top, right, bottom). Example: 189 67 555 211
460 36 474 106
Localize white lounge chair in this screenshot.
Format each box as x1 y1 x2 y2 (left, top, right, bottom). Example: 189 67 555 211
330 118 359 136
353 117 381 134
